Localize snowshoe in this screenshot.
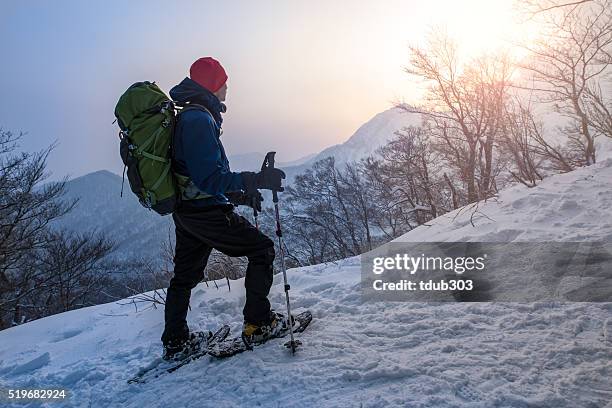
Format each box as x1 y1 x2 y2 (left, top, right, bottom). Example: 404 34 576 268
128 325 230 384
162 330 210 361
209 310 312 359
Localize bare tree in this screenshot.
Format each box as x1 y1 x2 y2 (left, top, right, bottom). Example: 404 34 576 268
373 127 450 225
107 257 171 300
360 157 409 239
284 158 377 263
204 250 248 288
401 31 514 202
499 99 548 186
277 204 332 266
518 0 612 165
584 83 612 138
338 163 375 252
521 0 595 15
0 130 76 327
18 230 115 319
0 130 121 328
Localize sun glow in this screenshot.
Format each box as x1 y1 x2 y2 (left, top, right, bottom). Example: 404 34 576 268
418 0 541 58
358 0 545 108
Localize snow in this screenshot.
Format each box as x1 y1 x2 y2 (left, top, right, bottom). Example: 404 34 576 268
397 137 612 243
1 262 610 407
1 142 612 407
283 107 422 180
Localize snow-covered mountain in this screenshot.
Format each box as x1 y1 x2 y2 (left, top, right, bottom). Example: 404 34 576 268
228 108 420 208
282 107 421 178
2 141 611 407
228 106 418 178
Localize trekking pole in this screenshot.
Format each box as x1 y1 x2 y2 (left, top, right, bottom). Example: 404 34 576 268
262 152 299 354
252 206 259 230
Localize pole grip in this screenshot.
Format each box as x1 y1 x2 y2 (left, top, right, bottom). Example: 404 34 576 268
262 151 276 170
263 151 282 201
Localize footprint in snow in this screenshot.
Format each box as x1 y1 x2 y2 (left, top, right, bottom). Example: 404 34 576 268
302 282 337 293
480 333 503 342
603 318 612 345
456 384 484 402
49 328 85 343
7 352 51 376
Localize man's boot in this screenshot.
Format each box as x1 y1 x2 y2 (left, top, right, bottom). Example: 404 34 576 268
241 311 293 345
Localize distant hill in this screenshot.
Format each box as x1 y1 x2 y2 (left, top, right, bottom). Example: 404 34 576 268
50 170 172 263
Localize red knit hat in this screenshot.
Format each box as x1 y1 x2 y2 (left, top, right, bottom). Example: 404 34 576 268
189 57 228 93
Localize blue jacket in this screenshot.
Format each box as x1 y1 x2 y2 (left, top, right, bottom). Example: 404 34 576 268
170 78 244 206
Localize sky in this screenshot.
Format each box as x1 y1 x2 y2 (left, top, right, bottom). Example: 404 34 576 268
0 0 534 179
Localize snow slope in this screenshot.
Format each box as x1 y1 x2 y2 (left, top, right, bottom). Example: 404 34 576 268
396 137 612 243
1 144 611 407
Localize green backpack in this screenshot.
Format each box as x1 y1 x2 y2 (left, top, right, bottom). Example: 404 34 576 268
114 81 211 215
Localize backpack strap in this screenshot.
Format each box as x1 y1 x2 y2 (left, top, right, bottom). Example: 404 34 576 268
177 103 222 135
176 103 214 121
172 103 216 201
128 106 175 202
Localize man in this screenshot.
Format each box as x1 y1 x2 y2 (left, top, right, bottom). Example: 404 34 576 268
162 57 286 360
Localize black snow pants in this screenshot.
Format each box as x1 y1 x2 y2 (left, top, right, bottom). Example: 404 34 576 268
161 203 275 345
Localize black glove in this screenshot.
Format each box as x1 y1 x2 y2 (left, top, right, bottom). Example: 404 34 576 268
241 168 286 193
226 190 263 212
